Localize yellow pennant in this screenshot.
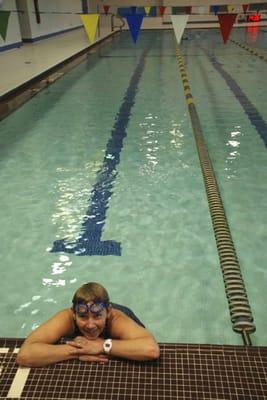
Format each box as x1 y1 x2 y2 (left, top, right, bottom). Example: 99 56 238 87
227 5 235 13
144 6 151 16
81 14 100 43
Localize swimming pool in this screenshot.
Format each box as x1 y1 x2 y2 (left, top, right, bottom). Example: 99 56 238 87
0 29 266 345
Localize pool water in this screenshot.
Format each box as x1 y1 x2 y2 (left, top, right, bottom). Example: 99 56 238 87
0 29 266 345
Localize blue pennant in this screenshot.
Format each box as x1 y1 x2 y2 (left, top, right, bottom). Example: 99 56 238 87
126 14 144 43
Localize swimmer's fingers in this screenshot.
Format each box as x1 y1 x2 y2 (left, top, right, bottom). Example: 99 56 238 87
67 346 89 356
79 354 109 364
68 345 104 357
66 340 82 348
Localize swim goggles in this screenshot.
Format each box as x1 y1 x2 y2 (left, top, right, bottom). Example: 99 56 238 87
73 302 108 317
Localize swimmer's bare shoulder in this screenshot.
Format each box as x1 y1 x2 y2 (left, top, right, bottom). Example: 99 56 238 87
23 309 75 346
107 307 153 340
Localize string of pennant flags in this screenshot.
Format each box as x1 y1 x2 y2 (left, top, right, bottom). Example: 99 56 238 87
80 3 260 45
0 4 262 43
101 4 251 16
101 4 254 16
80 12 241 44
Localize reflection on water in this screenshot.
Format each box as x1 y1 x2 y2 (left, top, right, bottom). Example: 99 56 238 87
246 24 259 44
139 113 159 175
225 126 242 179
138 113 188 178
51 162 102 244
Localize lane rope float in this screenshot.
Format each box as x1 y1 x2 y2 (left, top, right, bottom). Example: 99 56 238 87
175 47 256 346
230 39 267 62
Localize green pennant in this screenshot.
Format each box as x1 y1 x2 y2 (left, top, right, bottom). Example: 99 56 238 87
0 11 11 41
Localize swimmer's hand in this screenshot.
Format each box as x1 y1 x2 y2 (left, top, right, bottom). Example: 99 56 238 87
78 354 109 364
66 336 108 364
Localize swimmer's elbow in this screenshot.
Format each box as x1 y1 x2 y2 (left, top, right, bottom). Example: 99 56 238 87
16 352 45 368
16 346 41 367
147 343 160 360
16 352 32 367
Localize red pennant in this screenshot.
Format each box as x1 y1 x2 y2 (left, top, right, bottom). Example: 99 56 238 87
242 4 249 14
159 6 166 16
103 5 110 15
218 13 237 44
185 7 192 15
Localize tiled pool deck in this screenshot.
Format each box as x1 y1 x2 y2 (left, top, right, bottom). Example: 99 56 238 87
0 339 266 399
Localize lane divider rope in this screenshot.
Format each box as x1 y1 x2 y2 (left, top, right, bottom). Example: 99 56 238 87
230 39 267 62
175 47 256 345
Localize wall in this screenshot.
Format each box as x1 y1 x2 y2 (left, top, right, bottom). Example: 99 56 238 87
0 0 22 50
103 0 265 5
17 0 83 41
89 0 114 37
1 0 266 52
0 0 115 51
112 3 267 30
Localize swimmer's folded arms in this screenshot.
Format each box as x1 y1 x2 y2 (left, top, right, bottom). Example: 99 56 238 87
16 282 160 367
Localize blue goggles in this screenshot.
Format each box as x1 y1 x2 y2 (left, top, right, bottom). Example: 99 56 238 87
73 302 108 317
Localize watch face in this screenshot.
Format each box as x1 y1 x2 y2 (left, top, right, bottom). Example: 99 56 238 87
104 339 112 353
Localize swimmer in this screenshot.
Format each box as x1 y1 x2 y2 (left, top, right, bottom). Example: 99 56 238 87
16 282 160 367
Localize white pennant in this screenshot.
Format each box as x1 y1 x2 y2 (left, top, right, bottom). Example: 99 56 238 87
170 15 189 45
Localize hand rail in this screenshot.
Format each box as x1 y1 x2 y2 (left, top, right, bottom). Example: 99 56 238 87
111 14 125 32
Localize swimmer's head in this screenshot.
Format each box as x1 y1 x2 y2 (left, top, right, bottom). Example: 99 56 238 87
72 282 110 339
72 282 110 309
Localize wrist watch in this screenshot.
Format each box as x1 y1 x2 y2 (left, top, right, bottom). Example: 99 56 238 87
103 338 112 354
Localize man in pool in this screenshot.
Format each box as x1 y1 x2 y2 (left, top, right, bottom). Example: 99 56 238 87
16 282 160 367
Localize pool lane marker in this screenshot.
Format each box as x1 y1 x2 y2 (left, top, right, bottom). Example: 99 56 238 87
0 347 9 379
230 39 267 63
6 367 31 398
51 44 152 256
175 47 256 345
0 348 9 353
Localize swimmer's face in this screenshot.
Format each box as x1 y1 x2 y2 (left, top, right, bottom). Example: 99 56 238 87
74 302 109 339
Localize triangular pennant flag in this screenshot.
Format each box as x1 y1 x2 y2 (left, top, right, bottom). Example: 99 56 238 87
81 14 99 43
218 13 237 44
144 6 151 16
159 6 166 16
131 6 137 15
0 10 11 41
126 14 144 43
170 15 189 45
103 5 110 15
213 5 220 15
185 7 192 15
227 5 235 13
242 4 249 13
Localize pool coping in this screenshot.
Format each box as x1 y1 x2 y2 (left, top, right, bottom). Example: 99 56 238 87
1 338 267 399
0 30 120 121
